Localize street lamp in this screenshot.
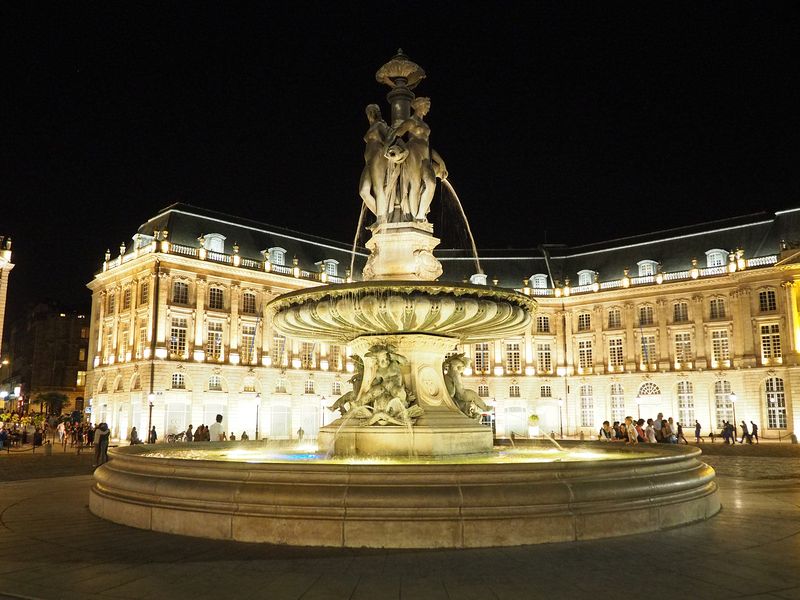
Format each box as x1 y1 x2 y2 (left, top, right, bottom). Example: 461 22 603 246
147 392 155 443
635 396 642 420
557 398 564 438
730 392 738 442
255 393 261 441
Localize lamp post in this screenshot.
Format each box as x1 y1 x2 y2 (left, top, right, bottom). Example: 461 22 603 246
255 393 261 441
557 398 564 438
730 392 737 443
635 396 642 420
147 393 155 443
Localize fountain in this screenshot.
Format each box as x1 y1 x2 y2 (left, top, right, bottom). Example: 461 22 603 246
90 51 720 548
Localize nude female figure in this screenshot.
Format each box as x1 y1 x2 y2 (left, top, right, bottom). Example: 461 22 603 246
358 104 390 221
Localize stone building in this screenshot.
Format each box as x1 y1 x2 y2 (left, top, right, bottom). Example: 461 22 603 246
0 236 15 409
85 203 800 442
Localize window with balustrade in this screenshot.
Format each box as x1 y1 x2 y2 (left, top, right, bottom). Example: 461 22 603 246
674 332 692 364
641 335 656 365
328 345 342 370
711 330 730 363
169 318 187 358
505 342 521 374
206 322 223 360
578 340 593 369
300 342 316 369
241 324 256 364
272 334 286 366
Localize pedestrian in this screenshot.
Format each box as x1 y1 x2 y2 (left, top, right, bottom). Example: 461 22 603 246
645 418 657 443
149 426 157 443
240 431 249 441
229 432 236 441
87 424 95 447
653 412 664 442
93 422 111 467
57 421 65 444
209 414 225 441
676 420 688 444
740 421 752 444
636 418 646 442
624 416 638 446
750 421 759 444
185 424 193 442
129 426 141 445
694 420 703 443
297 426 305 443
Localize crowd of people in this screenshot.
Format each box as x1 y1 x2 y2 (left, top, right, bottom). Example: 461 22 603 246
597 412 759 446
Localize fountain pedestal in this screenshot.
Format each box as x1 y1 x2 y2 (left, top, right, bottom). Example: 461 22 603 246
317 333 493 457
362 222 443 281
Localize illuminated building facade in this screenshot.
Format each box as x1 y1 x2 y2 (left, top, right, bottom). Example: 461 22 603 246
86 203 800 441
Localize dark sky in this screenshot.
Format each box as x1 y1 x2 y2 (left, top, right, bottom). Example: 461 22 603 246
3 2 799 326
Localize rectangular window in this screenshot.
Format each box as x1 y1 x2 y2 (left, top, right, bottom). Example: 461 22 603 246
675 332 692 364
300 342 316 369
206 322 223 360
607 309 621 329
610 383 624 424
760 324 781 360
536 343 552 374
759 290 777 312
673 302 688 323
505 342 521 373
536 315 550 333
208 288 224 310
710 298 726 319
580 385 594 427
80 327 89 339
677 381 694 426
608 338 624 367
241 292 257 314
578 340 593 369
272 334 286 366
328 345 342 370
137 322 147 358
241 324 256 364
766 377 787 429
107 292 116 314
473 343 490 373
641 335 656 364
172 281 188 305
119 325 129 360
169 318 187 357
639 305 654 326
139 280 149 305
509 385 520 398
304 380 315 394
76 370 86 387
103 327 113 362
122 288 131 310
78 348 86 362
711 330 730 363
540 385 552 398
577 313 591 331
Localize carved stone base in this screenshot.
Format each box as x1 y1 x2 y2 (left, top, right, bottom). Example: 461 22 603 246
318 333 493 457
363 222 443 281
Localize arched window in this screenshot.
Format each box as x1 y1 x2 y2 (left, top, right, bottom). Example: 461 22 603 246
131 375 141 390
268 247 286 265
638 382 661 397
637 260 658 277
577 270 595 287
580 385 594 427
714 380 733 428
531 274 548 289
765 377 787 429
208 375 222 391
202 233 226 253
171 373 185 390
705 249 728 268
677 381 694 425
610 383 624 423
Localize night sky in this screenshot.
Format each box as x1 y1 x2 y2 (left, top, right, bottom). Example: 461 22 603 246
3 2 799 326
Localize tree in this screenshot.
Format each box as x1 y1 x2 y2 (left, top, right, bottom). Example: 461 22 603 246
35 392 70 415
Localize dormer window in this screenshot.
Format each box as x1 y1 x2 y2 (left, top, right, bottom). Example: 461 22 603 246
132 233 154 249
316 259 339 277
201 233 226 254
268 247 287 265
577 270 595 287
637 260 658 277
705 249 727 268
530 274 548 289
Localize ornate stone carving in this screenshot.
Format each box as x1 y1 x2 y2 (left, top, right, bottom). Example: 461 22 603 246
442 354 489 418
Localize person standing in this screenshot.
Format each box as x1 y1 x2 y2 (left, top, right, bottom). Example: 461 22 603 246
740 421 752 444
694 420 703 443
129 427 140 445
185 424 194 442
676 420 689 444
149 426 157 444
209 414 225 441
93 422 110 467
297 426 305 443
57 421 65 444
645 419 657 443
750 421 759 444
653 412 664 442
624 416 638 446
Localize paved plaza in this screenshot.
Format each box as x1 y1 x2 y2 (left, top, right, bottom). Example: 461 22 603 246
1 443 799 600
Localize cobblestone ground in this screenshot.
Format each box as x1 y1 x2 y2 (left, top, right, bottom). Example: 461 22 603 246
0 445 799 600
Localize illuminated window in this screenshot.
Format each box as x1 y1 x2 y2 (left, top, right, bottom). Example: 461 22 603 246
208 375 222 391
531 274 548 288
169 318 187 358
328 345 342 370
275 378 288 394
677 381 694 426
540 385 552 398
509 384 520 398
641 335 657 365
610 383 624 423
76 371 86 387
759 290 777 312
766 377 787 429
675 332 692 364
536 343 552 373
706 249 727 268
536 315 550 333
638 305 654 326
208 287 224 310
300 342 316 369
272 334 286 366
711 330 730 363
136 321 147 359
206 322 223 360
268 247 286 265
115 377 123 392
714 380 732 428
304 379 315 394
80 327 89 339
578 340 593 369
478 384 489 397
332 381 342 395
131 375 140 390
580 385 594 427
608 338 624 367
709 298 726 319
577 313 591 331
760 324 781 360
577 270 594 286
171 373 185 389
172 281 188 305
241 292 257 314
202 233 226 253
243 377 256 393
139 280 149 305
673 302 688 323
78 348 86 362
107 291 116 314
122 288 131 310
241 324 256 364
637 260 657 277
607 308 621 329
505 342 521 373
119 325 129 360
473 343 490 373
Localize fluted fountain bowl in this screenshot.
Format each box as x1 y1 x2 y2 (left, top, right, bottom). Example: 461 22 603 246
267 281 536 343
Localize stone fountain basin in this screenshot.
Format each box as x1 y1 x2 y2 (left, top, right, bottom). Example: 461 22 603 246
266 281 536 343
90 441 719 548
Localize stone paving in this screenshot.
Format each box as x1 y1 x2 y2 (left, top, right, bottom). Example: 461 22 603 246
0 446 799 599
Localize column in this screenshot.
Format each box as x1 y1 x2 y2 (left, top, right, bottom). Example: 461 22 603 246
624 302 636 371
656 298 670 369
692 294 707 368
229 283 240 354
593 305 604 371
